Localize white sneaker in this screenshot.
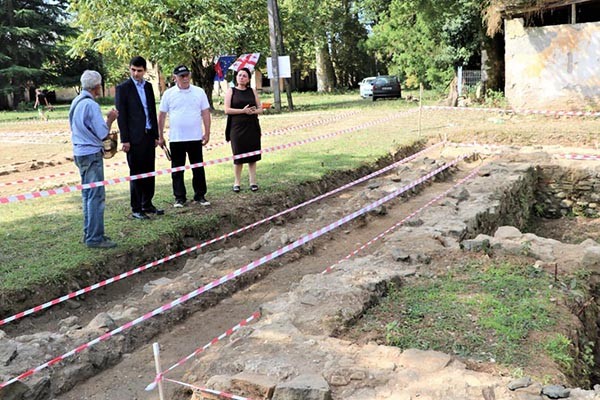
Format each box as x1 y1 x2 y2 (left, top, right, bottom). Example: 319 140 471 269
173 200 185 208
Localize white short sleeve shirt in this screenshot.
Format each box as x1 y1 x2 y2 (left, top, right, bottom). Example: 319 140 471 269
159 84 210 142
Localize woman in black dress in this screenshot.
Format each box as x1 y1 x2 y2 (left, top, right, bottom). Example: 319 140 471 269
224 67 263 192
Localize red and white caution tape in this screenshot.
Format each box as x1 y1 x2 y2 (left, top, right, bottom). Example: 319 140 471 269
0 142 442 327
0 110 414 204
448 142 504 150
145 312 260 392
0 111 358 189
0 170 78 188
205 110 361 151
423 105 600 117
0 153 461 388
0 118 69 126
0 159 131 188
560 153 600 161
451 142 600 162
323 164 482 274
164 378 254 400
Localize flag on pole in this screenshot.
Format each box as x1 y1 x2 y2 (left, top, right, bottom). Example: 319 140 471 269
229 53 260 72
214 55 237 81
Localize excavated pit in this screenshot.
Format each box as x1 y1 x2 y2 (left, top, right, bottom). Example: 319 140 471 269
527 163 600 388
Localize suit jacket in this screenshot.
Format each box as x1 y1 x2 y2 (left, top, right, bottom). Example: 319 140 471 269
115 78 159 145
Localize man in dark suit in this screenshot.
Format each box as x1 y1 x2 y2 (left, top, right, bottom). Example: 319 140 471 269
116 56 164 220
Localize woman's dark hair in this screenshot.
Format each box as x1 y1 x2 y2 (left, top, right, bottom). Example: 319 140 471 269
235 67 252 88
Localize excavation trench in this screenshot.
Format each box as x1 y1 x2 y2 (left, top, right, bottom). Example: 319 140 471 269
4 146 600 400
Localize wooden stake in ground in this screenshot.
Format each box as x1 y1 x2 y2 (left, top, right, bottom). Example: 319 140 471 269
418 83 423 139
152 342 166 400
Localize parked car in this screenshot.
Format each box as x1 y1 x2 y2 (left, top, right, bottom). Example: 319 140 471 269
371 75 401 101
359 77 376 98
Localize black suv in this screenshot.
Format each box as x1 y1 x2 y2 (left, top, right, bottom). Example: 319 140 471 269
371 76 401 101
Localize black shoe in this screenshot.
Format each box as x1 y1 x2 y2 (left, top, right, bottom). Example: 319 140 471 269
232 185 241 193
143 207 165 215
250 184 259 192
173 200 185 208
87 239 117 249
132 212 150 220
195 196 211 206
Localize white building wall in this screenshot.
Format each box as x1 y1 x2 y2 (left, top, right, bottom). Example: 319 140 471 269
505 18 600 110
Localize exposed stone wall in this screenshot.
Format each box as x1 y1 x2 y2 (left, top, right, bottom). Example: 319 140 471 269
504 18 600 111
535 164 600 218
460 163 538 240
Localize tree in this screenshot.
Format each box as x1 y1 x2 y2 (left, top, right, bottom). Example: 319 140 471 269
280 0 372 92
69 0 270 106
329 0 371 88
45 48 107 90
0 0 72 109
367 0 485 89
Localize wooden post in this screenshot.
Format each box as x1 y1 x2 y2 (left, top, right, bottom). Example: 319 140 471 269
418 83 423 139
152 343 166 400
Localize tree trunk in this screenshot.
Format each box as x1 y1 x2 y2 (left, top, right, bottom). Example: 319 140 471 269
190 58 216 109
446 76 458 107
315 41 334 92
482 32 505 93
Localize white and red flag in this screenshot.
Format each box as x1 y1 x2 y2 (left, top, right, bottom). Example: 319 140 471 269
229 53 260 72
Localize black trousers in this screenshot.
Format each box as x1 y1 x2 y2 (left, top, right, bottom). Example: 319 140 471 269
170 140 207 202
127 136 156 213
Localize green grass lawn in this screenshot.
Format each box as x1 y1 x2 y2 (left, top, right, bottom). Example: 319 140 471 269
0 93 425 295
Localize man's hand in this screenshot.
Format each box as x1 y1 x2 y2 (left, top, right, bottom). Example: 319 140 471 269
106 108 118 124
157 137 165 147
202 133 210 146
122 142 131 152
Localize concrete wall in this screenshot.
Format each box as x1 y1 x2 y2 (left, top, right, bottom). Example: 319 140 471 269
504 18 600 110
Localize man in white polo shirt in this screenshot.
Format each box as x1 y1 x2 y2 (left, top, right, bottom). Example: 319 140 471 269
158 65 211 207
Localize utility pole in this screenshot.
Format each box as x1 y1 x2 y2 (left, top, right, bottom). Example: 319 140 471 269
267 0 282 112
273 0 293 111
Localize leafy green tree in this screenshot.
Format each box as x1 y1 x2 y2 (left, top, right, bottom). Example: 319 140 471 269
45 49 107 90
330 0 372 88
281 0 373 91
367 0 485 89
280 0 336 91
69 0 269 106
0 0 72 109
